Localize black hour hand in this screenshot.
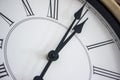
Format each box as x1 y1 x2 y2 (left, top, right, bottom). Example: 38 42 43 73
73 18 88 33
55 2 87 53
57 18 88 52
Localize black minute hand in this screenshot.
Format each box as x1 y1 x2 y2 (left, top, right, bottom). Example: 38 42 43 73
55 18 88 53
55 2 87 53
33 2 88 80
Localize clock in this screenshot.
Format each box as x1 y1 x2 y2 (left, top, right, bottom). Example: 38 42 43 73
0 0 120 80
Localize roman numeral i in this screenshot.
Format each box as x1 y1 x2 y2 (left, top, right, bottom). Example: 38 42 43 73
0 63 9 78
93 66 120 80
47 0 59 20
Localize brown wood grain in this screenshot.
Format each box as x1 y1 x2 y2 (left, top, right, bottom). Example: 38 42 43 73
116 0 120 5
100 0 120 22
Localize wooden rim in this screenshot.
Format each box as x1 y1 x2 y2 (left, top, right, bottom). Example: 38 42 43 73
100 0 120 22
116 0 120 5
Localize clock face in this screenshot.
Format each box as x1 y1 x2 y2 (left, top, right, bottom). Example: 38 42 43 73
0 0 120 80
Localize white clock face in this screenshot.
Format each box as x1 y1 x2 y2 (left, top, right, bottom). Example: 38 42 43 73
0 0 120 80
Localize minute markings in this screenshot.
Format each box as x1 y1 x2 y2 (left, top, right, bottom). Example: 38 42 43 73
87 39 114 50
0 12 14 26
22 0 34 16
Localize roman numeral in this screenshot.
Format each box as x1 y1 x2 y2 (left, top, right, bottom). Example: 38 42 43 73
0 39 3 49
87 39 114 50
0 12 14 26
22 0 34 16
0 63 9 78
47 0 59 20
93 66 120 80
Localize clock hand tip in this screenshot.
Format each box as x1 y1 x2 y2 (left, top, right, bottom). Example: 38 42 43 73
73 18 88 33
74 1 87 19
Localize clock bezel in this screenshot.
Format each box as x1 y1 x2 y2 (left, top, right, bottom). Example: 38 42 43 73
87 0 120 40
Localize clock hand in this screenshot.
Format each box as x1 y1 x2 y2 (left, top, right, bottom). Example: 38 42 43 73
33 19 88 80
55 2 87 51
55 18 88 53
33 2 88 80
33 60 52 80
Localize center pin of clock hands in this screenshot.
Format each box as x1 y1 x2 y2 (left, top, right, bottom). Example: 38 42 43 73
33 2 88 80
